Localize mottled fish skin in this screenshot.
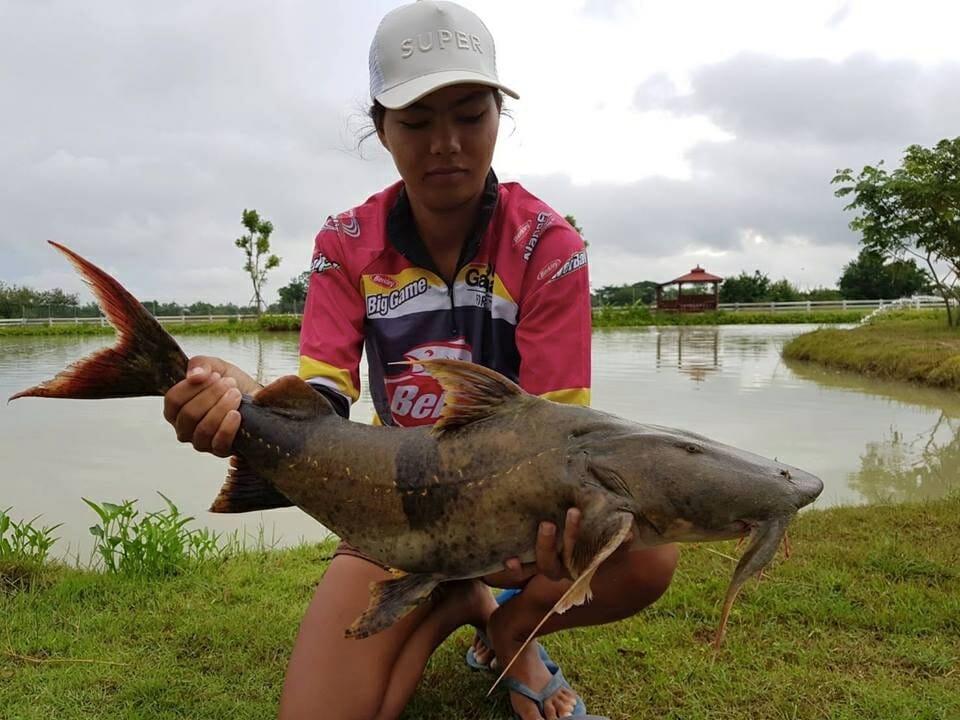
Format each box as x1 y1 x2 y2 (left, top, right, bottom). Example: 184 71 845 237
232 393 822 583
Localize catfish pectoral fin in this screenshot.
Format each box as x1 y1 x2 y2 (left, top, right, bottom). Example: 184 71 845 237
209 456 295 513
345 572 440 640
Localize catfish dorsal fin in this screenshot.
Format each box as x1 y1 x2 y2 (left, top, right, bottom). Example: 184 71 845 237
410 359 526 435
253 375 333 418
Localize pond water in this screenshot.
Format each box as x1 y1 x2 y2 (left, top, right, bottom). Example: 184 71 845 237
2 326 957 557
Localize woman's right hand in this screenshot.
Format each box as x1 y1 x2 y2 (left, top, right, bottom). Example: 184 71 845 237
162 356 260 457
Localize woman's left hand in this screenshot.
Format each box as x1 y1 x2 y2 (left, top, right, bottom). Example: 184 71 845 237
482 508 583 587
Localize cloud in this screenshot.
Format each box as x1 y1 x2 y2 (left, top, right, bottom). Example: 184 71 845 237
646 53 960 145
523 53 959 287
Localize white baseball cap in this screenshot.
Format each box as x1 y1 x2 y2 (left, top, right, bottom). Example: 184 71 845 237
369 0 519 109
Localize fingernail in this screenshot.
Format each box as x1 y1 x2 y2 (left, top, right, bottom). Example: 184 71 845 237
189 367 204 376
224 377 238 388
540 522 555 535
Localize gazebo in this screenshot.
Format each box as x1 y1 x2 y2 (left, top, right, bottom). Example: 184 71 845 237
655 265 723 313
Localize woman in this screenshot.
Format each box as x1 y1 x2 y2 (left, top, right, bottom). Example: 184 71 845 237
163 2 677 719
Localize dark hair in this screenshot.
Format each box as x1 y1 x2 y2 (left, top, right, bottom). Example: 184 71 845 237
358 88 505 147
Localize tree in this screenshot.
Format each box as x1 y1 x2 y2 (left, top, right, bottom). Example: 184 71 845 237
833 137 960 325
838 248 932 300
277 271 310 313
235 208 281 315
593 281 657 307
719 270 770 303
564 214 588 247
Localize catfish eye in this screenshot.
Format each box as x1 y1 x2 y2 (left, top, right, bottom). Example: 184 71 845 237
681 443 702 454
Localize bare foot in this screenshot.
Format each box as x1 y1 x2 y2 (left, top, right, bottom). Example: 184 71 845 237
487 609 578 720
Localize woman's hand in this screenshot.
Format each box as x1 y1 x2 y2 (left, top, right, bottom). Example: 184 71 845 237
483 508 584 587
162 356 260 457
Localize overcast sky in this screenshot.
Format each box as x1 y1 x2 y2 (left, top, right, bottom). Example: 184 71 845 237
2 0 958 304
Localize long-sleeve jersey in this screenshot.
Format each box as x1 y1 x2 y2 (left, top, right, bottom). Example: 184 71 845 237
298 171 591 426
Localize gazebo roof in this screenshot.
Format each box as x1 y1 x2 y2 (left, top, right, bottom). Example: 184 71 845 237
659 265 723 286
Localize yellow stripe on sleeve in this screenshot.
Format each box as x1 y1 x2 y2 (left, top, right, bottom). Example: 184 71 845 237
298 356 360 402
539 388 591 407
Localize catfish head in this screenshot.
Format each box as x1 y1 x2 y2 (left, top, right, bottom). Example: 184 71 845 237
575 418 824 647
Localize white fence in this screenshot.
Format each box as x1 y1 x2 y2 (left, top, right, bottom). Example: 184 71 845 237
0 313 266 327
716 296 945 313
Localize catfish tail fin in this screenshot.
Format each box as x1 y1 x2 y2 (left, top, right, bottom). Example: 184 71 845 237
9 241 188 401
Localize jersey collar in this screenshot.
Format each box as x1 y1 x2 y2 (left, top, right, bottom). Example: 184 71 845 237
386 169 499 278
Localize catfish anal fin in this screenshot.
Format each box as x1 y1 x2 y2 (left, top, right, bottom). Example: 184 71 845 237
345 572 440 639
488 511 634 695
209 455 294 513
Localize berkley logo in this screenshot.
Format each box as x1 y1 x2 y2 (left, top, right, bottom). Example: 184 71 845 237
511 220 532 248
523 211 552 261
385 339 473 427
537 258 562 281
549 250 588 282
366 277 429 317
371 274 398 289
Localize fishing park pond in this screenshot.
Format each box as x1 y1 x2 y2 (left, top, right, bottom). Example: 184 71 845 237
2 325 958 558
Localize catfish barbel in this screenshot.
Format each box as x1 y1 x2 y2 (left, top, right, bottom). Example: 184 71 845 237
12 242 823 676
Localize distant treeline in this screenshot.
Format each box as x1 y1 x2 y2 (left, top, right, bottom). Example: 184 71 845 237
0 281 302 319
592 250 933 307
3 249 934 317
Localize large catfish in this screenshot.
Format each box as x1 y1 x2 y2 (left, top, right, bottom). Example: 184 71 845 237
13 242 823 664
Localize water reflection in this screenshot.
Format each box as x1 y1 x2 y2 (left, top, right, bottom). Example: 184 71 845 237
655 328 720 383
785 358 960 503
850 415 960 503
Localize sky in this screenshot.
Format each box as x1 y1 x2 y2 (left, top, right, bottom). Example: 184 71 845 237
2 0 958 304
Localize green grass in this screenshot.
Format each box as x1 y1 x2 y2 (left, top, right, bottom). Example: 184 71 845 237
1 498 958 719
783 310 960 390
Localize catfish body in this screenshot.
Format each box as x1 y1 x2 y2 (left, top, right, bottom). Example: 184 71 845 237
12 242 824 647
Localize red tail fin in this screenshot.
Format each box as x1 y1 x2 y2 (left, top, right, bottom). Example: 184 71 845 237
9 242 188 401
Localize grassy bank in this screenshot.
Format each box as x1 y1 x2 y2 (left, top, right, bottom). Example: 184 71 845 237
2 497 958 719
783 310 960 390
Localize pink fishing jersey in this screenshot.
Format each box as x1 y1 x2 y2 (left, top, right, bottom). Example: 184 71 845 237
298 171 591 426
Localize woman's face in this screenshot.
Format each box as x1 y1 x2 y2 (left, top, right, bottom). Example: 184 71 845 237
378 84 500 213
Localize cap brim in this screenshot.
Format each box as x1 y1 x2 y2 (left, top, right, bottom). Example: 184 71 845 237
375 69 519 109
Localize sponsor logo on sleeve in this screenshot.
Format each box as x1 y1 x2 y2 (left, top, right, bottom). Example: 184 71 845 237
311 253 341 274
384 339 473 426
522 211 553 262
321 211 361 238
548 250 588 282
536 258 562 282
366 277 429 317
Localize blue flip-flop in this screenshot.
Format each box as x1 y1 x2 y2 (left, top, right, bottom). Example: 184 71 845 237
502 663 608 720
